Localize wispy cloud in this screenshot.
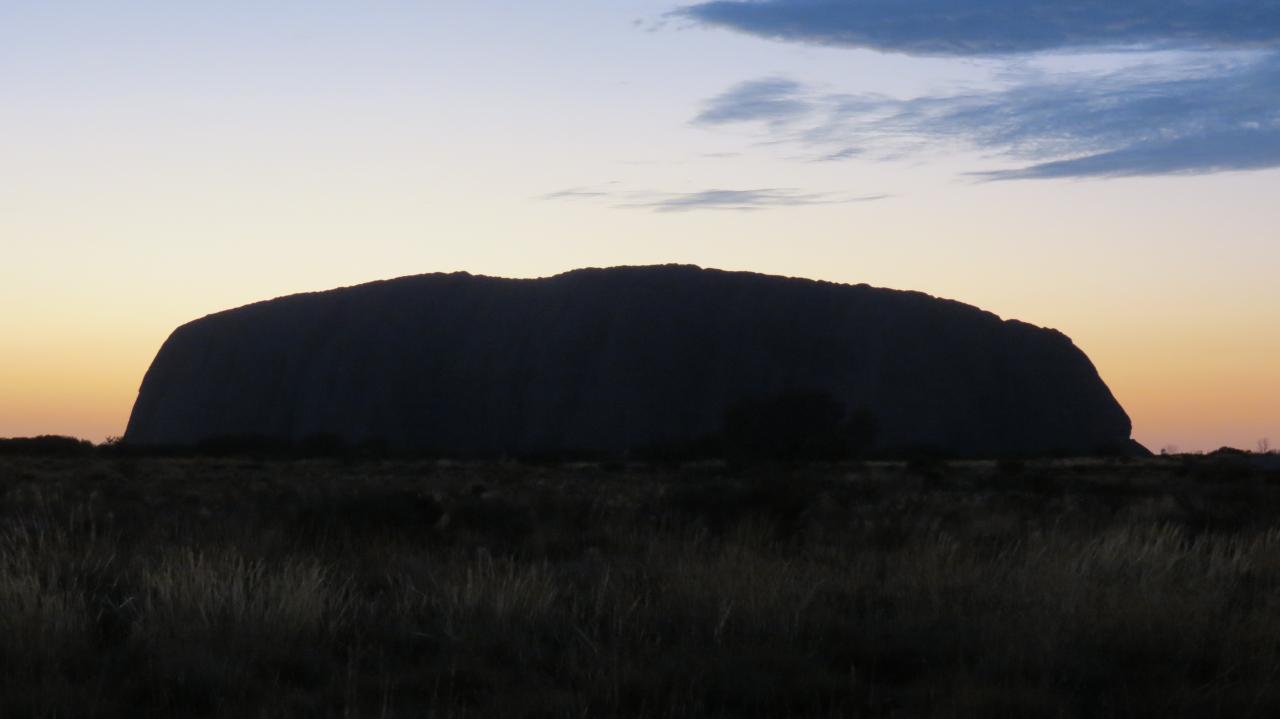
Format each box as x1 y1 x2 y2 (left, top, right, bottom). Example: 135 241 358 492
694 53 1280 179
625 188 886 212
976 129 1280 180
541 184 888 212
675 0 1280 56
539 186 616 200
694 77 812 125
814 147 863 162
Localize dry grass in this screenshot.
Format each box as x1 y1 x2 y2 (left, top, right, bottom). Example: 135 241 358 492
1 456 1280 716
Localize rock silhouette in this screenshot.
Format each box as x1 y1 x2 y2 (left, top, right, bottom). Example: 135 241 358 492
124 265 1141 456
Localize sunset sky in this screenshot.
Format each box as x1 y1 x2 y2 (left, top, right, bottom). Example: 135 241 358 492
3 1 1278 452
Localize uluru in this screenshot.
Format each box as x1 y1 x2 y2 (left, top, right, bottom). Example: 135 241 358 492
124 265 1141 457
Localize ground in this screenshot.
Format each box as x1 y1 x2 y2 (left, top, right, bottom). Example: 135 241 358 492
2 454 1280 717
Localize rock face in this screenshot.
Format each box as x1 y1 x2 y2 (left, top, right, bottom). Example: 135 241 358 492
125 265 1141 456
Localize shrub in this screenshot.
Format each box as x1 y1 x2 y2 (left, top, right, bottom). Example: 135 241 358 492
0 436 95 456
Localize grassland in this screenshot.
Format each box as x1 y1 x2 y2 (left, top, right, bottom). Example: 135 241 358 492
2 453 1280 717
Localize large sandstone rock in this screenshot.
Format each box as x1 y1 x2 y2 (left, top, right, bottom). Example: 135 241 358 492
124 265 1141 456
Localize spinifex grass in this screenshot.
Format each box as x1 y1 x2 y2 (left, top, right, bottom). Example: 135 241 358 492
1 456 1279 717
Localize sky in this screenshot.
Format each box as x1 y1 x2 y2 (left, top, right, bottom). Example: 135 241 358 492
3 0 1278 452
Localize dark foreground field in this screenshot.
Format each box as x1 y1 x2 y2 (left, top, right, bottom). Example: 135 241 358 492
4 455 1280 717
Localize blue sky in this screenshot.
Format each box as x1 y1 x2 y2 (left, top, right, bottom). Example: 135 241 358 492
2 1 1278 450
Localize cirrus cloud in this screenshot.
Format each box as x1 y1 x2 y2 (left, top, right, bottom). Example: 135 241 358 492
694 52 1280 179
693 77 813 125
628 188 887 211
541 184 889 211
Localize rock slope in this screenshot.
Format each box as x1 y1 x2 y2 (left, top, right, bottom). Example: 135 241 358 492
125 265 1140 456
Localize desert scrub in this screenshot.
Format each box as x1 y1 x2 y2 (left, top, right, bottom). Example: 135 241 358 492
2 456 1280 716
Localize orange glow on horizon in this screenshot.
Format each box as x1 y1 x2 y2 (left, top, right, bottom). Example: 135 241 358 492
3 270 1275 454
